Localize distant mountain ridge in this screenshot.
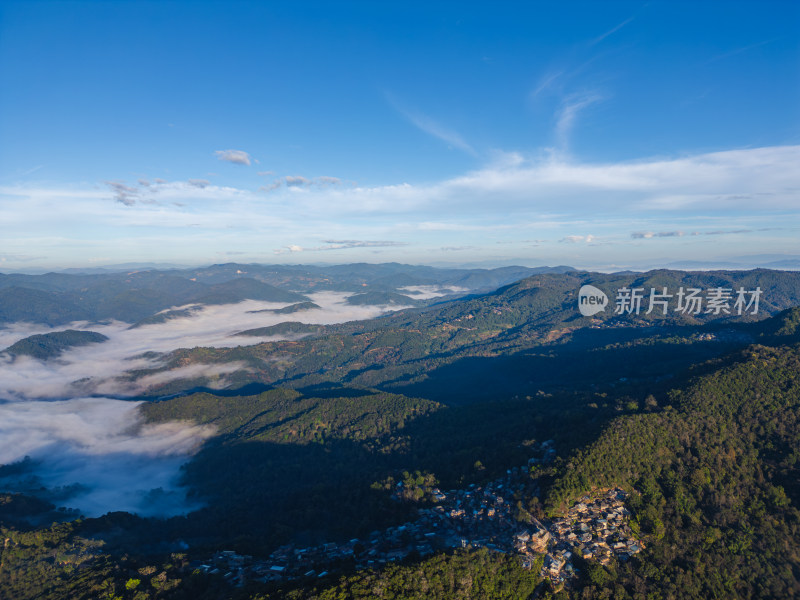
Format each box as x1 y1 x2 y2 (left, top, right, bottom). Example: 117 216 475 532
1 263 797 333
3 330 109 360
3 267 800 600
0 263 576 326
133 268 800 399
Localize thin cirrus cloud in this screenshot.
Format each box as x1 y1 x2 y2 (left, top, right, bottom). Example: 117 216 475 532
530 12 637 151
701 39 776 66
103 178 252 207
554 91 605 152
270 144 798 221
631 231 684 239
1 144 797 268
587 15 635 46
261 175 343 192
385 91 477 156
274 240 408 254
14 145 800 221
631 228 780 240
422 145 800 214
214 149 253 165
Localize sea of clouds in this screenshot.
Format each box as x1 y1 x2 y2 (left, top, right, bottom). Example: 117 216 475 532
0 290 430 518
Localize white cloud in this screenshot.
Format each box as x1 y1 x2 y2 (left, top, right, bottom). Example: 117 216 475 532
0 292 419 516
560 234 595 243
105 180 139 205
262 175 344 193
531 69 565 99
1 145 797 268
632 231 684 239
285 175 309 187
274 240 407 254
588 15 635 46
385 92 476 156
0 397 215 517
274 244 305 254
555 92 604 151
214 149 253 165
7 147 800 223
399 285 468 299
0 292 408 401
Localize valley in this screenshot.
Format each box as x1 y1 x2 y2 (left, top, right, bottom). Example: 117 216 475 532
0 264 799 599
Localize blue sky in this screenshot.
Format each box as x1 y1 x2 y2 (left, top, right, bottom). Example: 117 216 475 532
1 1 798 271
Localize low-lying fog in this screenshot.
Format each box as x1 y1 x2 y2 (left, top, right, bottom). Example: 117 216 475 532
0 290 429 519
0 398 214 517
0 292 407 400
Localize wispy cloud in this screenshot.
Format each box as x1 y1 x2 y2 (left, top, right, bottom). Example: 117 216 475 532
274 240 407 254
261 175 342 193
214 149 253 165
105 181 140 206
555 92 604 151
11 146 800 220
385 92 477 156
588 16 635 46
0 253 47 263
530 69 566 99
14 165 45 177
103 178 253 208
560 234 595 243
632 228 779 240
323 239 407 249
702 39 776 66
2 145 798 268
693 228 765 236
275 244 305 254
632 231 684 239
285 175 309 187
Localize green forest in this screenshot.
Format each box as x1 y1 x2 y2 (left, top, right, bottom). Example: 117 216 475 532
1 269 799 598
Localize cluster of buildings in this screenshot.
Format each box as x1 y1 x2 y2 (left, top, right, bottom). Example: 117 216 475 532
192 443 643 590
538 488 644 587
194 474 530 586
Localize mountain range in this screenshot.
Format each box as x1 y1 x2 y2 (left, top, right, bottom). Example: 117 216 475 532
0 264 799 600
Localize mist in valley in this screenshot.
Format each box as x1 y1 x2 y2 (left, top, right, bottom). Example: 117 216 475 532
0 291 416 517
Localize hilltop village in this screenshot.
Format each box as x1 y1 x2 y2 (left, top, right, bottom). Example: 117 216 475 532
194 443 643 590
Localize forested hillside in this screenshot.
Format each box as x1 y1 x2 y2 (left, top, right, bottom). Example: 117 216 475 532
138 269 800 400
264 549 543 600
3 330 109 359
1 272 799 599
541 339 800 598
0 263 567 325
